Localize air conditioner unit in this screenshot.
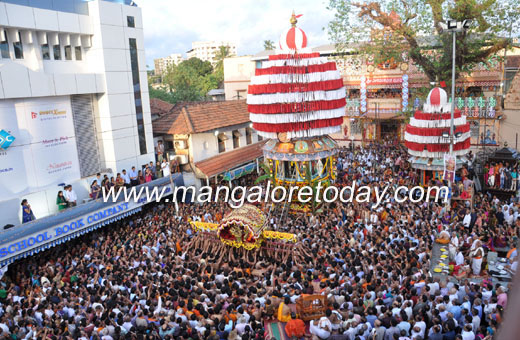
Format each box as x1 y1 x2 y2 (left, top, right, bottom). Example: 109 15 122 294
177 155 188 164
174 140 187 149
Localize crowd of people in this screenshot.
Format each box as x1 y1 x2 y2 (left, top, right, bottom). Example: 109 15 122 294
3 141 518 340
484 162 518 191
19 155 182 225
91 158 181 200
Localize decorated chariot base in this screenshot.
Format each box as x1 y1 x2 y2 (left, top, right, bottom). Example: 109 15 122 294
188 204 310 264
263 135 338 187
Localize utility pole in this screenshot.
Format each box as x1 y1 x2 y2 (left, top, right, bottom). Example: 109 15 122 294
446 29 457 209
441 19 472 208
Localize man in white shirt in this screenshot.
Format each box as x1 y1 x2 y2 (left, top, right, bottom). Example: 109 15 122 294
310 313 332 339
121 170 131 187
463 212 472 228
64 185 78 207
161 159 170 178
506 255 517 275
455 250 465 266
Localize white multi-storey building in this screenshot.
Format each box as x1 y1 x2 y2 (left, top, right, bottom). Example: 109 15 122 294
154 53 183 76
186 40 236 64
0 0 155 226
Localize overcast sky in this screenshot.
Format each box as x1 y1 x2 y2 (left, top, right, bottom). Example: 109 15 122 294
139 0 335 68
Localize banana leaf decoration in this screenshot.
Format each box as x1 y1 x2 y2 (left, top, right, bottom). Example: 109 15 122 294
254 160 273 184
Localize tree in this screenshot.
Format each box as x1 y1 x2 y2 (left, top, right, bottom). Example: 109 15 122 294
213 45 233 75
264 40 275 50
148 86 179 104
159 57 218 102
327 0 520 83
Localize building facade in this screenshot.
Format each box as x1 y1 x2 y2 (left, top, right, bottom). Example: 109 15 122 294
186 40 237 65
0 0 155 226
249 44 519 148
154 53 183 76
151 100 264 188
223 55 256 101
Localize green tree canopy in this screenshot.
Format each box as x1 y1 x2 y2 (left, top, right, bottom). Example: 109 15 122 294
327 0 520 83
264 40 275 50
213 45 234 86
157 57 218 102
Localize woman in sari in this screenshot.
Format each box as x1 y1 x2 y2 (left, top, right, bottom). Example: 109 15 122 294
90 180 101 199
21 199 35 223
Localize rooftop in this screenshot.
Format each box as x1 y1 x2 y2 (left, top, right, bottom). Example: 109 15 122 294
195 140 266 178
152 100 249 135
149 98 175 118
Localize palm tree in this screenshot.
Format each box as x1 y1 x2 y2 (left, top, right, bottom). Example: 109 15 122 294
263 40 275 50
213 45 233 74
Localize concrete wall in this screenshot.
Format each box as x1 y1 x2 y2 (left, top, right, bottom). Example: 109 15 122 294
501 69 520 148
88 1 154 173
0 0 154 225
189 124 258 163
223 56 255 100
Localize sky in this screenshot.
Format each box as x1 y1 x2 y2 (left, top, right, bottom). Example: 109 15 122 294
138 0 336 68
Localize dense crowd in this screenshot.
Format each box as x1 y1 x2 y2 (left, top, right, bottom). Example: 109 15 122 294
2 141 519 340
20 156 181 225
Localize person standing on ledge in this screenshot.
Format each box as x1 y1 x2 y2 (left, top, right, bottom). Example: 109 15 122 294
56 191 67 211
21 199 35 223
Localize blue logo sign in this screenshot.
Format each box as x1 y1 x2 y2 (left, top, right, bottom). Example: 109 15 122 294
0 130 14 150
0 203 130 259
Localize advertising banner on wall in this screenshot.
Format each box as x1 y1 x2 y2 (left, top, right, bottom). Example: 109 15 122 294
443 153 456 183
0 97 81 198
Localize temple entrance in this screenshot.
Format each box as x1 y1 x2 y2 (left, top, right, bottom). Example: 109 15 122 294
377 120 400 141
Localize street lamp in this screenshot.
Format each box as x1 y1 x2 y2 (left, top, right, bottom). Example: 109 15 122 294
439 18 472 206
439 19 472 154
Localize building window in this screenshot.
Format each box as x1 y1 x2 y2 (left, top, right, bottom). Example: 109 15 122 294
258 134 263 141
13 32 23 59
129 38 147 155
218 133 227 153
232 130 240 149
127 16 135 27
42 44 50 60
64 45 72 60
75 46 82 60
246 128 252 145
0 30 8 59
53 44 61 60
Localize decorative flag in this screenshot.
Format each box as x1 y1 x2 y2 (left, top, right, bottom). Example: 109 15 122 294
402 74 409 111
360 76 367 115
